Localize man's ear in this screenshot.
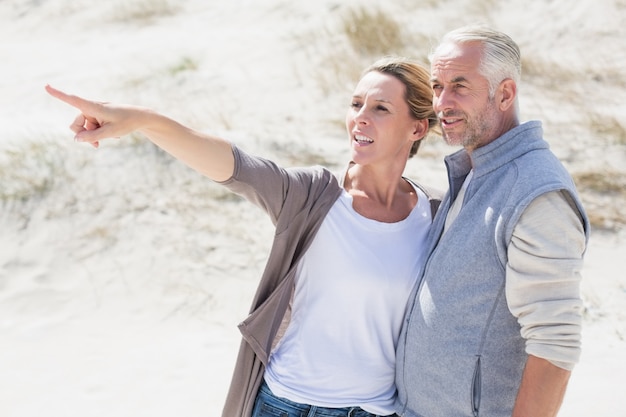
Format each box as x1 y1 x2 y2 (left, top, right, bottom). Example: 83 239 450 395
498 78 517 111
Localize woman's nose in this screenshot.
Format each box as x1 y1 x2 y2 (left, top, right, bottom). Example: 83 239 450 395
354 108 369 125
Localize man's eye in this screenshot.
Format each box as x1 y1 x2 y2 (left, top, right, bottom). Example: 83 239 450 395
431 84 442 90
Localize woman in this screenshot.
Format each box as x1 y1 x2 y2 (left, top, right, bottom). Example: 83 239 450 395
46 56 440 417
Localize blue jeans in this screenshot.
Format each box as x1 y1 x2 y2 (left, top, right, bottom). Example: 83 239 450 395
252 381 397 417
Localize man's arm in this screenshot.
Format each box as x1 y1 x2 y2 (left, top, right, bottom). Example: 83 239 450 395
512 355 571 417
507 190 587 416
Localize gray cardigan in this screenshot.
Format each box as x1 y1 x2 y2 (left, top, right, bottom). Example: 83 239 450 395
219 145 440 417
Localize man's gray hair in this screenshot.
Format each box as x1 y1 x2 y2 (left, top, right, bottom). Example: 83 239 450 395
430 25 521 97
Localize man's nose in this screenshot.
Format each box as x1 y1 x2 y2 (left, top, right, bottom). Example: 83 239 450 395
435 88 454 112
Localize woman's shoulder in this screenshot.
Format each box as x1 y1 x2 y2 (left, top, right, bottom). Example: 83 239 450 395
405 178 444 220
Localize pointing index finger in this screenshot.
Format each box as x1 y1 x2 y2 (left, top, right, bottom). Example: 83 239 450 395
45 84 94 113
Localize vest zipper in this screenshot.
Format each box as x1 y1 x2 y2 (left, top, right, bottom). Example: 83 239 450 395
472 355 482 416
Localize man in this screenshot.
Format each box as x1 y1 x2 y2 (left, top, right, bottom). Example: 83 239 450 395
394 25 589 417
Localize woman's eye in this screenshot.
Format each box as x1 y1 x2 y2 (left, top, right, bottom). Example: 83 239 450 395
350 102 362 109
377 105 389 112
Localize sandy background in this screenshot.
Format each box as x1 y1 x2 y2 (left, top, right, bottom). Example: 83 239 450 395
1 0 625 416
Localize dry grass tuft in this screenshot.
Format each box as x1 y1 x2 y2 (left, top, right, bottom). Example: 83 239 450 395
292 5 416 134
0 140 70 203
522 55 578 89
341 7 406 56
573 169 626 230
574 170 626 195
167 56 199 76
588 113 626 145
110 0 180 22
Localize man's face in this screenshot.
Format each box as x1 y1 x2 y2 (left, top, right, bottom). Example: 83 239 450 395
430 42 501 150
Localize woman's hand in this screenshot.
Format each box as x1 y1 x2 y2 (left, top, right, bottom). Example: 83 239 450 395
45 84 235 181
45 84 146 148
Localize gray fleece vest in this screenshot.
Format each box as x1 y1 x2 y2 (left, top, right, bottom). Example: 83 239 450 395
395 121 589 417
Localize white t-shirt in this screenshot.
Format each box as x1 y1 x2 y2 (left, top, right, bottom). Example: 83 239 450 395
264 183 432 415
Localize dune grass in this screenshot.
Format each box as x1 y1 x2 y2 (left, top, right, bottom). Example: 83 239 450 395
587 113 626 145
0 140 71 203
574 170 626 196
110 0 180 22
164 56 199 76
341 7 406 57
573 169 626 230
297 5 409 95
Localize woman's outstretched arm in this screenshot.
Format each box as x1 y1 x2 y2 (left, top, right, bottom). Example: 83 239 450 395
45 85 235 182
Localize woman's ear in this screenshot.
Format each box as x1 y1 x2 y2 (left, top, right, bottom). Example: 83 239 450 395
412 118 429 141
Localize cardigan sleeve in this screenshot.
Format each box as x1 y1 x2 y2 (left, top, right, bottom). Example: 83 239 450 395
217 145 329 224
505 190 587 370
218 144 292 225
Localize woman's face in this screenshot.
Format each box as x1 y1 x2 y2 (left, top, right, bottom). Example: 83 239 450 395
346 71 420 167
